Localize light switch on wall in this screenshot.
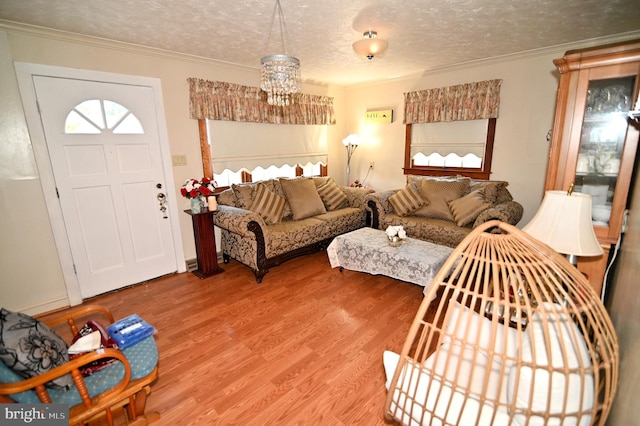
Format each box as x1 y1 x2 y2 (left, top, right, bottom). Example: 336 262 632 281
172 155 187 166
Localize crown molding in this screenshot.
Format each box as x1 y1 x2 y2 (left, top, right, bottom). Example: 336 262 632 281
345 31 640 89
0 19 258 72
3 19 639 90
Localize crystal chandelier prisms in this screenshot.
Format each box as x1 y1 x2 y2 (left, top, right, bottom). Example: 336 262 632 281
260 54 301 106
260 0 301 106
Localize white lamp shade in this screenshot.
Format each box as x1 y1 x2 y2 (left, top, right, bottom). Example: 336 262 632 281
353 38 389 58
523 190 603 257
343 134 361 146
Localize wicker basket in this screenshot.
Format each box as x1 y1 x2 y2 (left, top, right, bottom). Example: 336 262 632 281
384 220 618 426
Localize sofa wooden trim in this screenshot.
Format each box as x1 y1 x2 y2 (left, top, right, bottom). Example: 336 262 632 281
366 182 523 248
221 220 334 283
215 180 372 283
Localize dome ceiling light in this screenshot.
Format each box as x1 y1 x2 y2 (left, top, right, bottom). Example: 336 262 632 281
352 30 389 60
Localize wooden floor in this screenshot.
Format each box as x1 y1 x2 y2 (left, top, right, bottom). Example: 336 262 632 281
45 251 426 425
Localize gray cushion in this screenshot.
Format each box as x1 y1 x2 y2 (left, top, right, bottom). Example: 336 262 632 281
0 308 72 390
0 335 158 405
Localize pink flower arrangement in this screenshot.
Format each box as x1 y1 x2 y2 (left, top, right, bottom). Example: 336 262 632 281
350 179 363 188
180 177 216 199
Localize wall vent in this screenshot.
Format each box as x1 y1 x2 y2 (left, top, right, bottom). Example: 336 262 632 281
185 258 198 272
185 252 223 273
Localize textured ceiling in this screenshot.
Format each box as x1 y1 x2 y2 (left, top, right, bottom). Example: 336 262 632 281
1 0 640 86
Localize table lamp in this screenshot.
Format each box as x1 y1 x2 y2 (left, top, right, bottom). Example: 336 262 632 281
523 188 603 266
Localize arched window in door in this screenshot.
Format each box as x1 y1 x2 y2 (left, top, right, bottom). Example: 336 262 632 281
64 99 144 134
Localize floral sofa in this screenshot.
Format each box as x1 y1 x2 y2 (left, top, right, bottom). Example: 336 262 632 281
214 176 373 282
366 175 523 248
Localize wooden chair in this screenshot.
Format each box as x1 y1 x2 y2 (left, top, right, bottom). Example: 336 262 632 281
0 305 159 426
383 220 618 426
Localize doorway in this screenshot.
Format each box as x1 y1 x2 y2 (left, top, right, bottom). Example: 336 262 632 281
15 63 185 303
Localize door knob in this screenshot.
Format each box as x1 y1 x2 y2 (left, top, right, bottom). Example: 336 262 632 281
157 193 168 219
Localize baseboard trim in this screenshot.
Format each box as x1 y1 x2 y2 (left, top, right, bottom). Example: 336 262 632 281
186 252 223 272
20 297 71 316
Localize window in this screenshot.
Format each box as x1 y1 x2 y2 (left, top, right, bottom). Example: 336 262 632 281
207 120 327 186
65 99 143 134
214 162 325 186
402 79 501 179
404 118 496 180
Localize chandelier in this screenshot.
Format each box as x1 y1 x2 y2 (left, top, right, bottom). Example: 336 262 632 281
260 0 301 106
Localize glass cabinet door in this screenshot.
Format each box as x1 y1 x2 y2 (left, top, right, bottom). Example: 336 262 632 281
574 76 635 227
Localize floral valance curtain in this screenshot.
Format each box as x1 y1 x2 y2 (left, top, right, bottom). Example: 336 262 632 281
188 78 336 125
404 79 502 124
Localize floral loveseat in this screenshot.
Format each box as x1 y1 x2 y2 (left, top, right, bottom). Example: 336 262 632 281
214 176 373 282
366 175 523 248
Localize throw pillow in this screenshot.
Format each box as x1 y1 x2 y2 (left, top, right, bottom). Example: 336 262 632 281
271 179 293 219
448 189 493 226
279 178 327 220
414 178 470 221
406 174 459 188
466 180 509 204
495 185 514 204
216 188 236 207
312 176 330 187
249 183 286 224
317 178 348 211
231 183 256 210
0 308 73 390
442 301 518 358
507 303 594 425
388 184 426 217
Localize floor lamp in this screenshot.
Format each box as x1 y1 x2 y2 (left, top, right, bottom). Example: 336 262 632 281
343 134 360 185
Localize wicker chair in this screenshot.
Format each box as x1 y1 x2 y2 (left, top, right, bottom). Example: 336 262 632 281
0 305 159 426
383 220 618 426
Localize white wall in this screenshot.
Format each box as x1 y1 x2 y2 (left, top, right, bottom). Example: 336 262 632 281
0 23 346 313
340 51 566 227
0 32 69 313
1 20 636 315
339 33 640 226
605 139 640 423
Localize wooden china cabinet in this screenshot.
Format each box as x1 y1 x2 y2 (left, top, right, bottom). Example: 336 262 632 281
545 39 640 296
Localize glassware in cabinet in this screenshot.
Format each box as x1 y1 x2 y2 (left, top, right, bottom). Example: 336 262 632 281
574 76 635 227
545 39 640 294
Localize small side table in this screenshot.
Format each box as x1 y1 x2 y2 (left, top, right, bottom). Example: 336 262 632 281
184 209 224 279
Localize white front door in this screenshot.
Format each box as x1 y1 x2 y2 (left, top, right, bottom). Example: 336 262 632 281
32 76 178 298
